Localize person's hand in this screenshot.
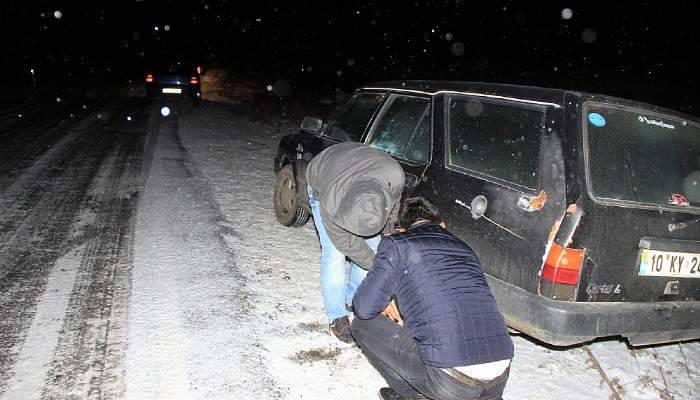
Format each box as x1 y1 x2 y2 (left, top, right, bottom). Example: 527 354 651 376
381 298 402 325
395 227 406 233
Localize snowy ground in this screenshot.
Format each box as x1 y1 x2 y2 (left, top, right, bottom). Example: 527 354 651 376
157 89 699 399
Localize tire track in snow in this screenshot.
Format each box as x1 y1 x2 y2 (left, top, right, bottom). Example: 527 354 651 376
39 105 148 399
177 101 380 399
126 102 279 398
0 100 137 394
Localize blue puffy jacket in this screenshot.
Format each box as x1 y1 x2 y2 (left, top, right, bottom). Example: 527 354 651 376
353 221 514 368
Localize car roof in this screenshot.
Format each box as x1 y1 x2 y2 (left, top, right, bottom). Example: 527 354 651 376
146 61 196 74
360 80 699 121
361 80 567 107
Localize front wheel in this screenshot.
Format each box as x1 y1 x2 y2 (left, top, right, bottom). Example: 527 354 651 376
274 165 309 227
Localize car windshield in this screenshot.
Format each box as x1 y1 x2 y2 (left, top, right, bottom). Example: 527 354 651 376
585 104 700 210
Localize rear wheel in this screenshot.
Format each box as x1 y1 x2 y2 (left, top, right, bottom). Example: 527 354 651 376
274 165 309 227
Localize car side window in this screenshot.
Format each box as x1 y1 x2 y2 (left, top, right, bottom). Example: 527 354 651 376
447 96 545 190
366 94 430 164
325 92 385 142
403 114 431 164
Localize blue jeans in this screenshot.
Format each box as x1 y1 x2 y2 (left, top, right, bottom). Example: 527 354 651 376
308 186 381 322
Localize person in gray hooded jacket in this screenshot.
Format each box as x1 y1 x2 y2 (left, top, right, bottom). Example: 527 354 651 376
306 141 404 343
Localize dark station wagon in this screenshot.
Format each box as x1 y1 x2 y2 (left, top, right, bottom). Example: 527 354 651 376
273 81 700 346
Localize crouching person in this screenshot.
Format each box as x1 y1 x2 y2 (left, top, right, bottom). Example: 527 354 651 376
352 197 514 400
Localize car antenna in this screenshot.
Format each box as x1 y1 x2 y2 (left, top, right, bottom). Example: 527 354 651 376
455 199 525 240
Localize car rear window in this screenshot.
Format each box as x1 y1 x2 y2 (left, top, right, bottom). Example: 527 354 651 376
447 97 545 190
585 104 700 209
147 60 195 75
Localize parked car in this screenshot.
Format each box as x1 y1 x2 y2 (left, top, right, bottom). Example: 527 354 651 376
273 81 700 346
145 61 201 105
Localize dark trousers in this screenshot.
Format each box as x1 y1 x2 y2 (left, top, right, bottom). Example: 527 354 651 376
352 315 508 400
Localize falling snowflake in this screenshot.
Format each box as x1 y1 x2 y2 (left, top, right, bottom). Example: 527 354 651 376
450 42 465 56
582 28 597 43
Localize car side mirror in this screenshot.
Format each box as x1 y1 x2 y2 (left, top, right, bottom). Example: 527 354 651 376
301 116 323 135
405 174 419 188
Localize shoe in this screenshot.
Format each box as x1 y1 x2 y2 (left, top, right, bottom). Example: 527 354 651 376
379 388 403 400
329 316 353 344
378 387 427 400
345 303 354 313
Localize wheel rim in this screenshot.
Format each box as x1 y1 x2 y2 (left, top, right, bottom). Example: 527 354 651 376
275 170 296 220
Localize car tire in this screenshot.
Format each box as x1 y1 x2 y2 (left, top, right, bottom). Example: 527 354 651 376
274 165 309 227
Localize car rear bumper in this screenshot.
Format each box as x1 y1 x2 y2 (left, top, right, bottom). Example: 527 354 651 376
487 275 700 346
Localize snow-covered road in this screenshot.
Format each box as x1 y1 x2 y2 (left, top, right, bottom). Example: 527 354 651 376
0 90 698 399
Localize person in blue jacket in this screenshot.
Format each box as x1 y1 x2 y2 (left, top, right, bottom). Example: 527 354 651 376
352 197 514 400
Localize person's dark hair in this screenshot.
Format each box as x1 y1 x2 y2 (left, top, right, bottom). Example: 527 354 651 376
399 197 442 227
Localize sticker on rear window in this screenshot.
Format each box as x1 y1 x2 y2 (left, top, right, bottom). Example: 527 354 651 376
588 112 606 127
637 115 676 130
669 193 689 207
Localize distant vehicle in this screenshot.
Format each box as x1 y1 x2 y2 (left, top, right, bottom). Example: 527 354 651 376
145 62 201 105
272 81 700 347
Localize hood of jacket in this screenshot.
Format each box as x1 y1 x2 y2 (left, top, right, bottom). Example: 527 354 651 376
333 178 390 236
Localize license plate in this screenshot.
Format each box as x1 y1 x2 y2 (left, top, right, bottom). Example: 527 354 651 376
162 88 182 94
639 249 700 278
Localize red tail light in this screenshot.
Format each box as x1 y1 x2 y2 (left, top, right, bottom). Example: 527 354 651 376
541 243 584 285
145 73 154 83
190 76 199 84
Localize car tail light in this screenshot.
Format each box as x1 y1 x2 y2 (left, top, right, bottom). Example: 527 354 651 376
541 243 584 285
146 73 154 83
190 76 199 84
539 201 585 301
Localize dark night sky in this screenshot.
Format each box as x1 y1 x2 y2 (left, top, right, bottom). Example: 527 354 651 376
1 1 698 114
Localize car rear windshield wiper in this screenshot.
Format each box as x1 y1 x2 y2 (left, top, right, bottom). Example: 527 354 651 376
668 216 700 232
